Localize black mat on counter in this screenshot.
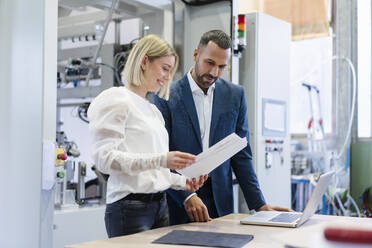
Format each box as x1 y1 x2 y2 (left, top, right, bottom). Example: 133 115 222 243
152 230 254 248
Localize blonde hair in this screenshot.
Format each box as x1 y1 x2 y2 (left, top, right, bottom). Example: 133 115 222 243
121 34 179 99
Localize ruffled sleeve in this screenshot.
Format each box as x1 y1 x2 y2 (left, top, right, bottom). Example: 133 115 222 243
88 88 168 176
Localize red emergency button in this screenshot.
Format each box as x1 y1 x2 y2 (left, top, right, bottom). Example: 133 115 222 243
57 153 67 160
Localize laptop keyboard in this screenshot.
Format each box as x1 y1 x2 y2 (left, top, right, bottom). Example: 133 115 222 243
269 212 302 223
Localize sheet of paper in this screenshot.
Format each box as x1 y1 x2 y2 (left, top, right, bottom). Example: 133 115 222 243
177 133 247 178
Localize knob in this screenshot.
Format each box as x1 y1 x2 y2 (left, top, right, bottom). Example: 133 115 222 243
56 171 65 179
57 153 67 160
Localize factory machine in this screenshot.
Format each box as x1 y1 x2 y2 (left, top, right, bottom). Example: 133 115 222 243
239 12 291 209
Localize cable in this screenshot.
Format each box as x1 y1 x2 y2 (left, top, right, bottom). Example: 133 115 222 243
334 192 347 215
113 50 131 85
332 56 356 160
96 62 122 86
77 103 90 123
347 193 361 217
129 37 140 45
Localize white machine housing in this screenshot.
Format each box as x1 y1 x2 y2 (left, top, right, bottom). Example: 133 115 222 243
239 12 291 210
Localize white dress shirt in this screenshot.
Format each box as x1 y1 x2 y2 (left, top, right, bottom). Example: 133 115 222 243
187 70 215 151
88 86 186 204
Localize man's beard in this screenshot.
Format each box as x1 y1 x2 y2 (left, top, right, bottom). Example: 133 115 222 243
194 61 218 89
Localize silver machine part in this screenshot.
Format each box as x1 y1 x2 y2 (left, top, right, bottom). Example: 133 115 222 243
54 180 64 208
65 160 75 182
91 165 108 205
77 161 87 205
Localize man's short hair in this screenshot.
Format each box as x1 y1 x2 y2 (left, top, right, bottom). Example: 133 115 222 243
198 30 231 50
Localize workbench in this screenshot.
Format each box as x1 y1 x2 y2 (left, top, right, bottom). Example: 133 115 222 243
66 213 372 248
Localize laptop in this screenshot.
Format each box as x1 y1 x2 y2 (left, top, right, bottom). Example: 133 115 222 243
240 170 335 228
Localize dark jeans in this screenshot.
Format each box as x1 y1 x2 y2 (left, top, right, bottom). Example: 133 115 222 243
104 194 169 238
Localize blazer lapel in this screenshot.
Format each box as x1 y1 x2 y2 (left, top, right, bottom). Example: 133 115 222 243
209 80 224 146
179 77 203 149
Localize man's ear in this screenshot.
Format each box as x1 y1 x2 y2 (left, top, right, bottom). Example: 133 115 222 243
141 55 148 71
193 48 199 62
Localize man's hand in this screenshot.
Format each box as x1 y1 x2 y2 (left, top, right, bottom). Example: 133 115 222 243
184 195 212 222
258 204 294 212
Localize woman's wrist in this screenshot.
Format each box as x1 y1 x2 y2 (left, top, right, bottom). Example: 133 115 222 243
160 153 168 168
170 174 187 190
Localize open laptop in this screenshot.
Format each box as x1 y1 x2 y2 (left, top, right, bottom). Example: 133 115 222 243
240 170 335 228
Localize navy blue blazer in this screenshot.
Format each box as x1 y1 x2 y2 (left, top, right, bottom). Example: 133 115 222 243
154 75 266 223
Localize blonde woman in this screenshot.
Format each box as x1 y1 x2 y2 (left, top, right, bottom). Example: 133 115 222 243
88 35 207 237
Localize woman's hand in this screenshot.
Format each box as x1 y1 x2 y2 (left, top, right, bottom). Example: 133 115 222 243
185 175 209 192
166 151 196 170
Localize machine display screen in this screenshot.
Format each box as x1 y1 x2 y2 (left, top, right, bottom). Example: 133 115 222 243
262 98 287 137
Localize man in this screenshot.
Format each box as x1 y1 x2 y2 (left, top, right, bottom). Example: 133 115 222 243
154 30 291 224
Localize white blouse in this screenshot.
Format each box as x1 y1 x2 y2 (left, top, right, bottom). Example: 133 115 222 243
88 86 186 204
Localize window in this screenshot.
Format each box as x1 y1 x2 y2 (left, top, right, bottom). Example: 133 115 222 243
290 37 333 135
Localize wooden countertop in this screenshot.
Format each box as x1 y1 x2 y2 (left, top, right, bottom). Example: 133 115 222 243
66 213 372 248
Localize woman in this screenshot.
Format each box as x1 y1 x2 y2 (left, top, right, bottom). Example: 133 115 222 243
88 34 207 238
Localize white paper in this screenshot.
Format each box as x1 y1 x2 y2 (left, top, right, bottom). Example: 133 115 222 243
177 133 247 178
